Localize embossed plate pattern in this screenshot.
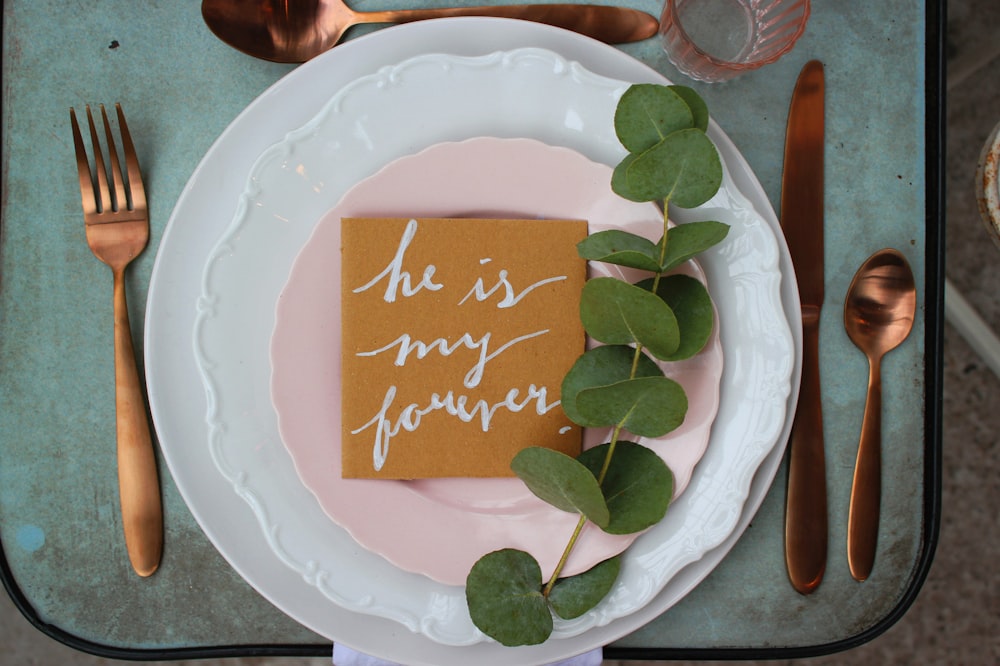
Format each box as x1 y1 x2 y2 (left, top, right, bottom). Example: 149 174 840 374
193 49 792 645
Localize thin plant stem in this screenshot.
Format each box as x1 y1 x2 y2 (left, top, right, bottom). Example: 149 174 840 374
597 422 626 485
543 417 625 593
651 199 671 295
543 514 588 597
543 198 673 596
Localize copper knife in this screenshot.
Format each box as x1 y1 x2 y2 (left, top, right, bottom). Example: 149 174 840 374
781 59 827 595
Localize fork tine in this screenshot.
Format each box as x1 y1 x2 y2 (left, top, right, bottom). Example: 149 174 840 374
100 104 128 213
115 103 146 212
84 105 112 215
70 107 98 216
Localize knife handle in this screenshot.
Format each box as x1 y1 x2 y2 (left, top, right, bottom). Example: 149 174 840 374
784 310 827 594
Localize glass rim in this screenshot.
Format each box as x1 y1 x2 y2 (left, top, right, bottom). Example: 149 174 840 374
661 0 812 73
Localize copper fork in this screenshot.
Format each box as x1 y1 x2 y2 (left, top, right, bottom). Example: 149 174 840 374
71 103 162 577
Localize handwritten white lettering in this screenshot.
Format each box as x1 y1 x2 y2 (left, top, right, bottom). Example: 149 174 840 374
352 384 561 471
352 219 442 302
459 261 567 309
356 329 549 388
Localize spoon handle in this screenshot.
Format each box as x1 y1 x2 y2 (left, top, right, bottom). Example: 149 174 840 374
847 358 882 581
357 5 659 44
783 314 827 594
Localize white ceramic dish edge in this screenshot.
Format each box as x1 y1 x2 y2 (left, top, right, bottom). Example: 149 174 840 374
191 47 791 644
146 18 801 666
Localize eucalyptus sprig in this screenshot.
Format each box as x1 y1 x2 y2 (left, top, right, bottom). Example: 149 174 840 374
465 84 730 646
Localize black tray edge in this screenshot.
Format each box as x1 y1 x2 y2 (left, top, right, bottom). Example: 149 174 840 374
1 0 945 661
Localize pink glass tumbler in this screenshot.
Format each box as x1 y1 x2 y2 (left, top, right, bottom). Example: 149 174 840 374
660 0 810 83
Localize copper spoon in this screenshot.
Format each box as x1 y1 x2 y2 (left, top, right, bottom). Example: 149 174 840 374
844 249 916 581
201 0 660 63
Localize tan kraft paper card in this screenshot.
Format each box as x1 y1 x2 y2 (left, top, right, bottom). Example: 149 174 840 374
340 217 588 479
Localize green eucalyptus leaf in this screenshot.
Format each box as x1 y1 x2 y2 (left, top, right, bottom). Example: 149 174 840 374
561 346 663 427
578 441 674 534
580 278 680 360
614 84 694 153
669 85 710 131
547 556 622 619
611 152 643 202
621 129 723 207
658 220 730 272
466 549 552 646
511 448 610 528
637 274 715 361
575 376 687 437
576 229 662 272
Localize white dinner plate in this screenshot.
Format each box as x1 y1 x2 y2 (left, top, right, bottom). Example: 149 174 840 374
193 47 789 645
146 18 800 666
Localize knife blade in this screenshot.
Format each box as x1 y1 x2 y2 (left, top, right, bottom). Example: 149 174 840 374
781 59 827 595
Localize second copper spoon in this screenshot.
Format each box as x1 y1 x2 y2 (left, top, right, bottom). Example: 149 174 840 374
843 248 916 581
202 0 660 63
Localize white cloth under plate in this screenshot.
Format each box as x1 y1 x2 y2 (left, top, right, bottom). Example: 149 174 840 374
333 644 602 666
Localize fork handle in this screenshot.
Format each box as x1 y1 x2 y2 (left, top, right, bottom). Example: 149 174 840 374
113 268 163 577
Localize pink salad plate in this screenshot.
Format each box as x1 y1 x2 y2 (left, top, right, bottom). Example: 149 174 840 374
271 137 723 586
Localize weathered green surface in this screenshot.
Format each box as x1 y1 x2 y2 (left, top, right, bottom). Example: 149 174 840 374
0 0 935 656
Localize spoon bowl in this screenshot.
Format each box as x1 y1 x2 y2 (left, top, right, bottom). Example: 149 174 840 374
844 250 917 358
202 0 660 63
843 248 916 581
